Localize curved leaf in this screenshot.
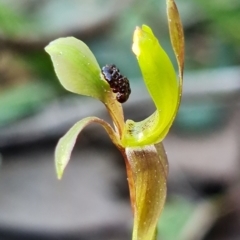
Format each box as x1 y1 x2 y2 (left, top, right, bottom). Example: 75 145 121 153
122 25 178 147
124 143 168 240
55 117 119 179
45 37 109 101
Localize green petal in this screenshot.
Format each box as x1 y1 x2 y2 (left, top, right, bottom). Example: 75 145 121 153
55 117 119 179
125 142 168 240
45 37 109 101
122 25 179 147
45 37 125 135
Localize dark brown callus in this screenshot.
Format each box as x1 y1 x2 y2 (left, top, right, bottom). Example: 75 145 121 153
101 64 131 103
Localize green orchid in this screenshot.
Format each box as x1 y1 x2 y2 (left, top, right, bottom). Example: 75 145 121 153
45 0 184 240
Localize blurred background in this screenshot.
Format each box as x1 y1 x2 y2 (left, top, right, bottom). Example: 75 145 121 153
0 0 240 239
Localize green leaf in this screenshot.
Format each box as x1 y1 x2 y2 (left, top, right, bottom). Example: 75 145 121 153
125 142 168 240
45 37 109 101
55 117 119 179
122 25 179 147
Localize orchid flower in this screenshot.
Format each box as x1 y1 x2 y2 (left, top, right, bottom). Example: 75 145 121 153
45 0 184 240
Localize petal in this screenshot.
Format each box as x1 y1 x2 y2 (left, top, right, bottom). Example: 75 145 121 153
124 142 168 240
122 25 179 147
55 117 120 179
167 0 185 86
45 37 109 101
45 37 125 136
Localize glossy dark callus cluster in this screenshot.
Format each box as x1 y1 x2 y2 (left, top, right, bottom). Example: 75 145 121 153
101 64 131 103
